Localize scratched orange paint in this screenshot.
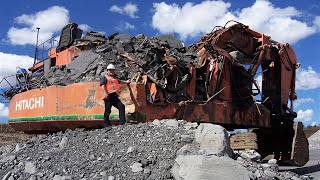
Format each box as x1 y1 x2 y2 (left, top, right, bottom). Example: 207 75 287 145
9 82 138 120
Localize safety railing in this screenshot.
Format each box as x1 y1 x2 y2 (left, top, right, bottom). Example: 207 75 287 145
34 37 58 64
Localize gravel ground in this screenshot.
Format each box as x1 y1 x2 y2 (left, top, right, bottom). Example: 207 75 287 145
1 122 318 180
0 121 194 180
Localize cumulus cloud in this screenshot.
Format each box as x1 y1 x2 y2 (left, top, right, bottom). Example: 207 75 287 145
314 16 320 29
254 66 320 91
0 102 8 117
7 6 69 46
0 52 34 88
293 98 314 108
152 0 320 43
115 21 135 31
78 24 92 32
296 66 320 90
296 109 314 123
310 122 317 127
109 3 139 18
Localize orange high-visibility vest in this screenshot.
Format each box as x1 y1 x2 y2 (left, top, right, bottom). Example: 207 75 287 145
105 76 120 94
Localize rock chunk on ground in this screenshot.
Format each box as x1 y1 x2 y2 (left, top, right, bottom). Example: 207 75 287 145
0 121 194 179
24 162 36 174
239 150 261 161
163 119 179 128
173 155 249 180
195 124 232 157
130 162 143 173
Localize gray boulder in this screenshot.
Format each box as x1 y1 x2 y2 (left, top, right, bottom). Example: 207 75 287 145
152 119 161 126
239 150 261 161
172 154 249 180
195 124 232 157
59 137 69 150
130 162 143 173
163 119 179 128
24 162 36 174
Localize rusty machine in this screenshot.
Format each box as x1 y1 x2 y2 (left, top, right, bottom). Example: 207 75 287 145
0 21 308 166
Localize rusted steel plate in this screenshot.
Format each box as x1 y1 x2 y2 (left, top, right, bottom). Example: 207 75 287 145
9 120 105 132
142 101 270 128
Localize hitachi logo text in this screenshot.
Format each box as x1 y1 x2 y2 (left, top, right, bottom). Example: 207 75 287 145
15 96 44 111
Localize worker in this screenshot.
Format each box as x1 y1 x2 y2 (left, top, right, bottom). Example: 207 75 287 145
100 64 128 127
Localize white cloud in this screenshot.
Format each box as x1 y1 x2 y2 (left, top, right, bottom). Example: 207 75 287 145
254 66 320 91
78 24 92 32
123 3 139 18
152 0 320 43
115 21 135 31
109 5 122 14
0 52 34 88
7 6 69 46
314 16 320 29
123 22 135 30
296 109 314 123
0 102 8 117
293 98 314 108
296 66 320 90
109 3 139 18
310 122 317 127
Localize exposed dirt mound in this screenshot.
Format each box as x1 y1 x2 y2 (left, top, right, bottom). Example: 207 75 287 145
0 124 31 146
304 126 320 138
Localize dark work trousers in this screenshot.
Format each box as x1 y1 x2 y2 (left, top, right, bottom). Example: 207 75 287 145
103 92 125 126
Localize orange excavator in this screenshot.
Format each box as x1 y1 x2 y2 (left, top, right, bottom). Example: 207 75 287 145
0 21 308 166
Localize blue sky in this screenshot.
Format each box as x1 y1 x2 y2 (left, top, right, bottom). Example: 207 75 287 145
0 0 319 126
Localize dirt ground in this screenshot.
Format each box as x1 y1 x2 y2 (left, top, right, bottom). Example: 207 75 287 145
304 126 320 138
0 124 31 146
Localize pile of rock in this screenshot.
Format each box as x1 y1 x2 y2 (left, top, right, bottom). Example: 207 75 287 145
0 121 313 180
235 151 311 180
172 123 249 180
308 129 320 149
35 33 198 89
0 120 194 180
2 32 199 100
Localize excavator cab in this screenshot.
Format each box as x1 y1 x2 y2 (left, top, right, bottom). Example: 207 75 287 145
30 23 82 75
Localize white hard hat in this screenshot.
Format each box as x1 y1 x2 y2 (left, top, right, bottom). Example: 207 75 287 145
107 64 115 70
